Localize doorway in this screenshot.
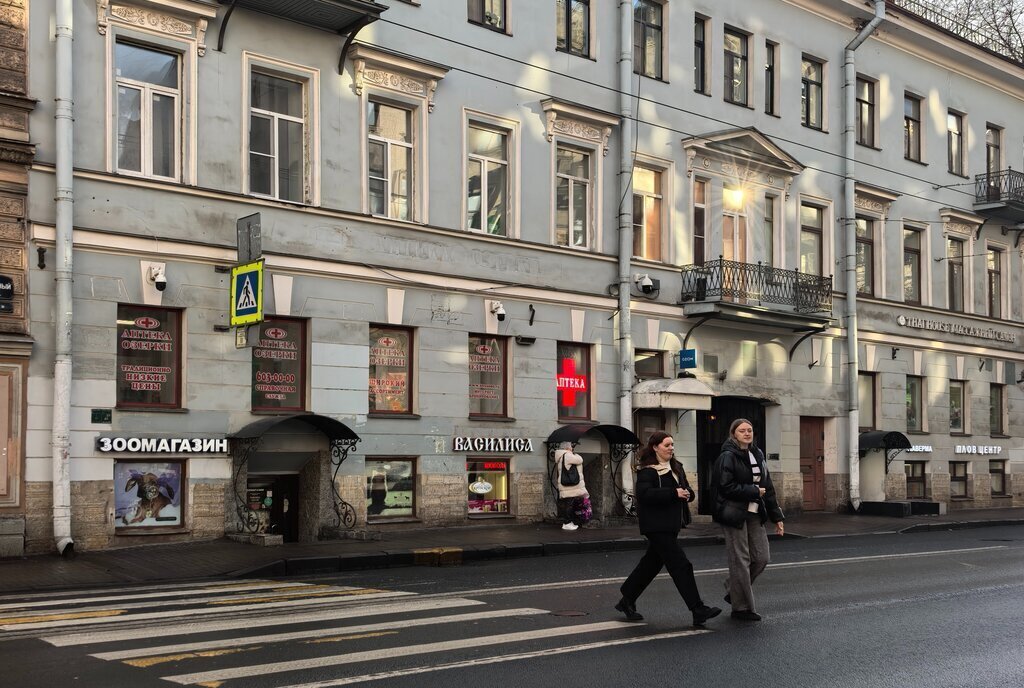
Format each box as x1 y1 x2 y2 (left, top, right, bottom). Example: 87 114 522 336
800 417 825 510
246 475 300 542
695 397 766 515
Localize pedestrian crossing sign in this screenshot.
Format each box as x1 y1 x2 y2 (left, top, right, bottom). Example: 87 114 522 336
230 259 264 327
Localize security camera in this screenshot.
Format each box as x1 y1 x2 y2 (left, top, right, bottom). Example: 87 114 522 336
490 301 506 322
635 274 656 295
148 265 167 292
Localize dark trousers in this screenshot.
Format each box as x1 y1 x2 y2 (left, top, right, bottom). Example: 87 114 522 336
620 531 702 611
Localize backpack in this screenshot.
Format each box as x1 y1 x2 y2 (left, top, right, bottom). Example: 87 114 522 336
560 459 580 487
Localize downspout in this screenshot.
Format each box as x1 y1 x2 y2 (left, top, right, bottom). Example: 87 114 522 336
844 0 885 512
52 0 75 556
617 0 635 500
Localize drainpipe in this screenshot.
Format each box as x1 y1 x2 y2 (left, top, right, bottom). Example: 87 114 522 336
844 0 885 512
52 0 75 556
617 0 635 501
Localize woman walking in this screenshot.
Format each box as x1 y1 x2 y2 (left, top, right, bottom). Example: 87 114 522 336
712 418 785 621
554 444 588 531
616 431 722 626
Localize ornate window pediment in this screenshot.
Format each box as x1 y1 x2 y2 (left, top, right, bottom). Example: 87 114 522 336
540 99 619 156
348 43 449 112
682 127 802 196
940 207 985 239
854 182 900 215
96 0 217 55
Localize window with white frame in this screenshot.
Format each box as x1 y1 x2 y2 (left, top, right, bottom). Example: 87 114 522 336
249 70 307 202
115 41 180 180
724 28 748 106
947 111 965 176
985 125 1002 201
987 247 1004 318
632 165 663 261
800 202 824 276
693 179 707 265
763 194 776 267
634 0 663 80
694 15 708 93
556 0 590 57
368 100 414 221
906 375 923 433
903 226 922 305
949 379 966 433
764 40 778 115
855 216 874 296
904 94 922 161
468 0 506 31
856 77 875 147
947 236 965 312
858 372 876 431
555 145 592 248
801 57 823 130
466 123 509 235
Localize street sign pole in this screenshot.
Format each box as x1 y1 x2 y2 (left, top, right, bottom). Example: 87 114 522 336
234 214 263 347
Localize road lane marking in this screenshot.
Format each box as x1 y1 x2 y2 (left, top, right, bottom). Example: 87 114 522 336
44 598 486 646
273 629 712 687
204 588 383 605
0 579 288 603
90 608 549 660
0 609 126 625
124 648 246 668
0 582 317 611
162 621 644 684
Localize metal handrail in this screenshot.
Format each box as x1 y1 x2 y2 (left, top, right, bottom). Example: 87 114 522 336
888 0 1019 62
680 259 833 314
974 169 1024 204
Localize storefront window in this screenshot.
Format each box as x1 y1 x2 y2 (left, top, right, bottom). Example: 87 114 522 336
369 326 413 414
556 342 591 421
114 460 184 530
950 461 967 497
467 459 510 515
634 349 664 379
116 305 182 409
251 317 306 412
468 334 507 417
905 461 926 498
949 380 965 433
365 459 414 518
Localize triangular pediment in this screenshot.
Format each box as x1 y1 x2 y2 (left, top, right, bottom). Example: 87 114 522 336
683 127 804 176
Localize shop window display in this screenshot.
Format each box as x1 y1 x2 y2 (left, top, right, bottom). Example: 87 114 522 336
365 459 415 518
467 459 510 515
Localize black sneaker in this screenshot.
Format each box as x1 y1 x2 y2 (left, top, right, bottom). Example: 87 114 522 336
731 610 762 621
615 597 644 622
692 605 722 626
724 593 731 604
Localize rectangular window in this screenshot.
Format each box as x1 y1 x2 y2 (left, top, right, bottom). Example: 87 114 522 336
368 325 414 415
950 461 967 497
990 383 1005 435
114 460 184 529
799 203 823 276
693 179 707 266
556 342 591 421
905 461 926 498
634 349 664 379
468 0 505 31
633 0 663 80
856 78 875 147
763 195 775 267
467 123 509 235
249 71 305 202
632 166 662 261
858 372 876 431
368 100 414 220
556 0 590 57
115 42 180 180
990 460 1006 496
906 375 923 433
555 146 591 248
366 459 414 519
468 334 508 418
468 459 510 515
947 237 964 312
986 125 1002 200
987 248 1003 318
116 305 182 409
855 216 874 296
801 57 823 130
724 28 748 106
904 94 922 161
251 317 306 412
903 227 921 305
694 16 707 93
764 41 777 115
947 111 964 175
949 379 965 433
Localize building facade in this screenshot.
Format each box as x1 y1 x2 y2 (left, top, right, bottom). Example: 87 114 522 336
8 0 1024 554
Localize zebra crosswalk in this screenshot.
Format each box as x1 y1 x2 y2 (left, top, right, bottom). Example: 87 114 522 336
0 578 710 686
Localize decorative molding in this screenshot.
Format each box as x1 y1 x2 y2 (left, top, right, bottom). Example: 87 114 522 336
855 195 887 213
348 44 449 113
540 98 619 156
944 221 974 237
685 149 697 178
96 0 214 54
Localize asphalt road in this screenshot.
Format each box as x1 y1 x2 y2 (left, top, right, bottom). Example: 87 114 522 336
0 526 1021 688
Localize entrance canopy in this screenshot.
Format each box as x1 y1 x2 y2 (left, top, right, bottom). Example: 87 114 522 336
858 431 911 453
545 424 641 447
632 377 715 410
229 413 360 443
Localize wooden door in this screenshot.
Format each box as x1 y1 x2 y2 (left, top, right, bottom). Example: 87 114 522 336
800 417 825 510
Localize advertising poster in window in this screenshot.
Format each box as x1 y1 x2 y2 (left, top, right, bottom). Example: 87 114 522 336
252 318 305 411
467 460 509 515
365 459 414 518
114 461 183 529
468 335 505 416
556 342 590 420
116 305 180 408
369 327 411 413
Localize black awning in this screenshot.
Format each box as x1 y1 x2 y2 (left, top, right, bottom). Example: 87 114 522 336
229 414 360 442
546 424 641 447
218 0 386 33
859 430 912 452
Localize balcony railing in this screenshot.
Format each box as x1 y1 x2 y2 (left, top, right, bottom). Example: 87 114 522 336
888 0 1020 63
680 259 833 314
975 169 1024 205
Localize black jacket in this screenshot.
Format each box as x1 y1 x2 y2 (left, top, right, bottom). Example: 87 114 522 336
634 465 694 535
711 439 784 529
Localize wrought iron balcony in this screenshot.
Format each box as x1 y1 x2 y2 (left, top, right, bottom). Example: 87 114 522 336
975 169 1024 209
680 259 833 314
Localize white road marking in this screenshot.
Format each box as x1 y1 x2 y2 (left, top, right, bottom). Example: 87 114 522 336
91 608 549 660
43 597 486 647
0 578 284 603
162 621 643 684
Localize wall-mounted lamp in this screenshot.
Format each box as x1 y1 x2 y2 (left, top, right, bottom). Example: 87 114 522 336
514 335 536 346
489 300 506 322
37 247 46 269
979 358 987 371
891 347 899 360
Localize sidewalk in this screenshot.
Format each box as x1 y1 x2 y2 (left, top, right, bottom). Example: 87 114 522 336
1 507 1022 595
